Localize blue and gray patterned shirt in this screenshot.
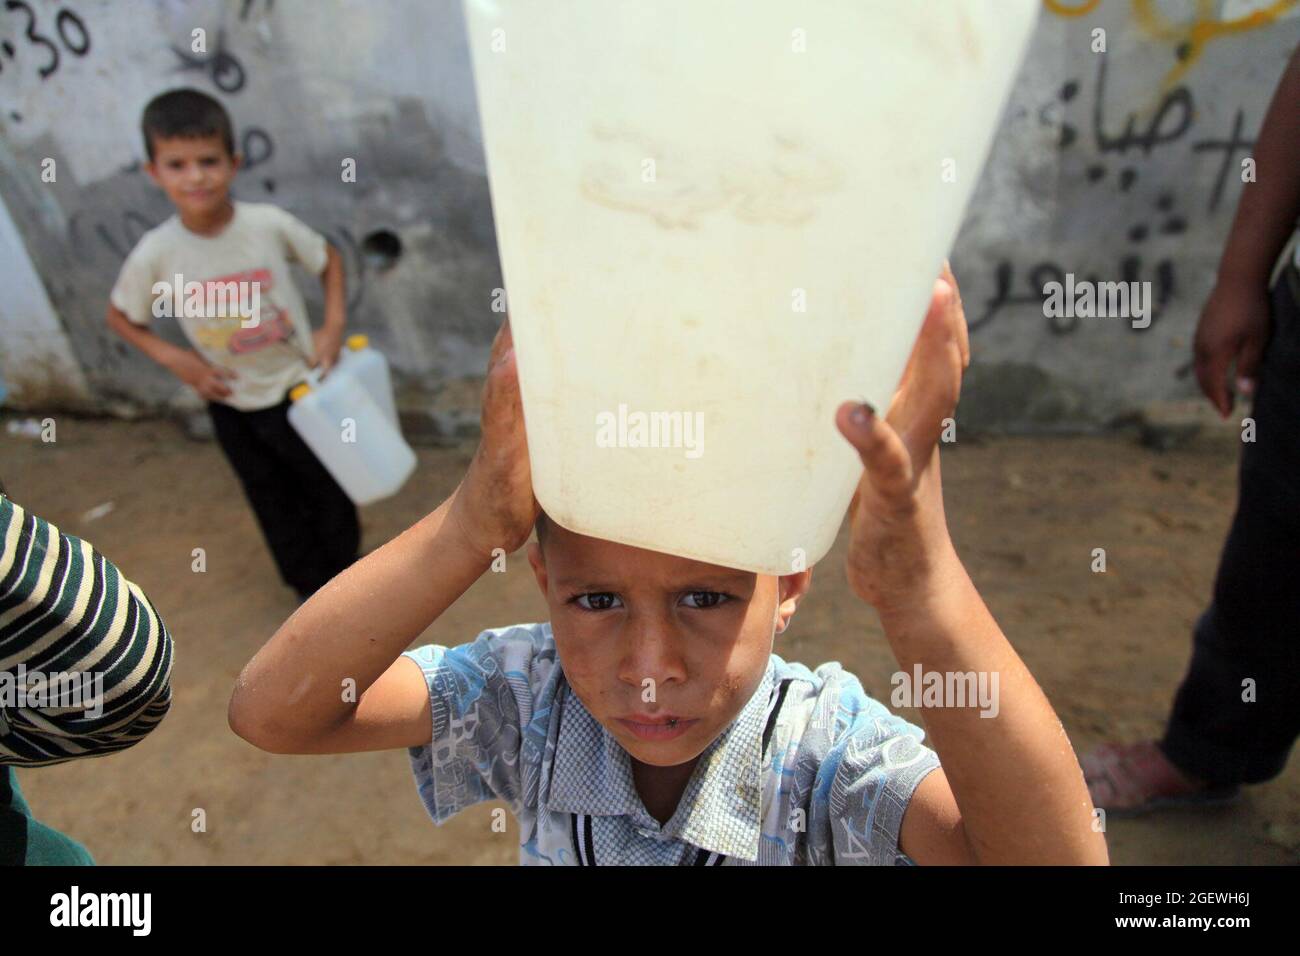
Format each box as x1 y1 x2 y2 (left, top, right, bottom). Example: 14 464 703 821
402 622 939 865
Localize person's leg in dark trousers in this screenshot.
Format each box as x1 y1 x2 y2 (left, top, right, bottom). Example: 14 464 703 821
208 399 360 599
1160 264 1300 787
253 398 361 593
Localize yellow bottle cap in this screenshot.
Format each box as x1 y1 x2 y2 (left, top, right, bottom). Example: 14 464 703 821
289 383 312 402
346 334 369 350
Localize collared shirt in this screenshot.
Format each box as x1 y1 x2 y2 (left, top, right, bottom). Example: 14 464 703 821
403 622 939 865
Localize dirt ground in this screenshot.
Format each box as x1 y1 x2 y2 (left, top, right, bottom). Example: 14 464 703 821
2 412 1296 865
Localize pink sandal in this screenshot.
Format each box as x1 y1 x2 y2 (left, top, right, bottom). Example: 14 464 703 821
1081 741 1240 817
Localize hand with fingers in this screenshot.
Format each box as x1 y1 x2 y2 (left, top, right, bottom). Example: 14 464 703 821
312 325 345 375
171 349 237 402
449 317 541 557
834 262 970 614
1193 279 1271 420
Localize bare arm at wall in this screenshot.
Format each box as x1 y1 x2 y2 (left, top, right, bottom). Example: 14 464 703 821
311 244 346 372
1217 43 1300 289
321 244 345 331
105 303 235 402
1194 43 1300 416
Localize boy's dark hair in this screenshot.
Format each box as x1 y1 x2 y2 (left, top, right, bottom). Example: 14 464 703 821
535 510 549 547
141 88 235 162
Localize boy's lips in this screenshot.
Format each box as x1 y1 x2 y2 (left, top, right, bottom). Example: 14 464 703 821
618 714 698 742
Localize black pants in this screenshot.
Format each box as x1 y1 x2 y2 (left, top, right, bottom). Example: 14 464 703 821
208 397 360 600
1161 263 1300 786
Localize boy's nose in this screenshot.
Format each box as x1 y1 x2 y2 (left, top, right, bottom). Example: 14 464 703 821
619 620 688 687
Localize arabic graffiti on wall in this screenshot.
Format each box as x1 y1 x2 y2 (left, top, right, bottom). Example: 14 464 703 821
974 2 1292 343
1045 0 1298 88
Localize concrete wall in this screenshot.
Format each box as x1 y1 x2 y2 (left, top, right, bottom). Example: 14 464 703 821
0 0 1297 431
0 0 499 432
0 190 91 406
955 0 1300 429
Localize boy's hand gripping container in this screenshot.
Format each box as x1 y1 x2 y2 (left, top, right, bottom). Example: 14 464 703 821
463 0 1038 574
288 335 416 506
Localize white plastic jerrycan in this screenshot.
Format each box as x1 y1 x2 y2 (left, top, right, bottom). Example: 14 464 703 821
336 334 399 427
287 358 416 507
464 0 1038 575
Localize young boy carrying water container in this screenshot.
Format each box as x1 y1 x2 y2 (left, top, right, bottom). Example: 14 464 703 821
106 89 358 602
229 268 1108 865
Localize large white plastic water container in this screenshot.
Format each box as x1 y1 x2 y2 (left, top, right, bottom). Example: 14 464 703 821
287 362 416 506
336 334 398 426
464 0 1038 575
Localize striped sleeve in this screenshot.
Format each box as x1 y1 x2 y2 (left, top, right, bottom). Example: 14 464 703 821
0 495 174 766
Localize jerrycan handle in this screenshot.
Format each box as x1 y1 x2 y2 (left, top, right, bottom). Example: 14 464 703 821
288 365 325 403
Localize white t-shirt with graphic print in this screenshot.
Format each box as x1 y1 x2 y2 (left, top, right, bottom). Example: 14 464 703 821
111 200 328 411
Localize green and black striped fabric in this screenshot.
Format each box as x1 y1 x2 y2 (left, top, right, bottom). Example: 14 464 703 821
0 494 173 767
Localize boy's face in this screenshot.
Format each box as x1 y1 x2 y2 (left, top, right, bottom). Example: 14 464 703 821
145 135 239 219
527 523 811 769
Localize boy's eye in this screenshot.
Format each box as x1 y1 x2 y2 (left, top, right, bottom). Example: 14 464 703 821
570 591 729 611
682 591 727 609
575 592 621 612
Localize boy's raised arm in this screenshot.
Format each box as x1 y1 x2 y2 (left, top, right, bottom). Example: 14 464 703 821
834 267 1109 865
228 319 539 754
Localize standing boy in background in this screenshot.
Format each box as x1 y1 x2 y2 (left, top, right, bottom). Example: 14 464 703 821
106 88 359 603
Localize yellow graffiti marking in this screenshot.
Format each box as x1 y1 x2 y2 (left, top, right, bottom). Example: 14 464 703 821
1134 0 1298 87
1043 0 1103 17
1046 0 1297 87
